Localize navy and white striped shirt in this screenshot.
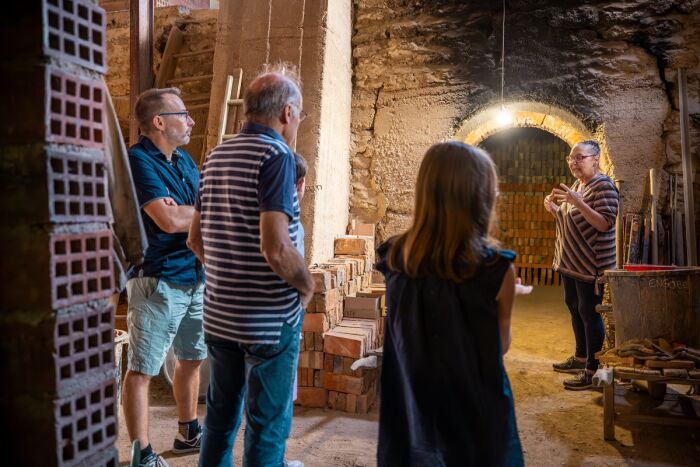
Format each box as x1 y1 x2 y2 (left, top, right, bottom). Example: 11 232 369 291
195 122 302 344
553 173 619 282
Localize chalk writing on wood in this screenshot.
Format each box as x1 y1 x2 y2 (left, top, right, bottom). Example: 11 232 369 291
647 278 689 290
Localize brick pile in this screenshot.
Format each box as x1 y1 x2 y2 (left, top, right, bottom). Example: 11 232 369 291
0 2 119 465
295 235 388 414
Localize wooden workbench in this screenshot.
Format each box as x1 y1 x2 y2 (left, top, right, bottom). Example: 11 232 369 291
603 368 700 440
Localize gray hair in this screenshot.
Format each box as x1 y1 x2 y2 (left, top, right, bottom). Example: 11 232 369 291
244 64 302 121
135 87 182 133
578 140 601 157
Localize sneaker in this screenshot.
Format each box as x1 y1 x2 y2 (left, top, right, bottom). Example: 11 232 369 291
552 355 586 374
563 370 594 390
284 461 304 467
140 452 170 467
172 425 202 454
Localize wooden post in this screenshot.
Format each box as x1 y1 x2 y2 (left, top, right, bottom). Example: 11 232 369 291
678 68 697 266
603 378 615 441
650 168 658 264
129 0 154 147
615 180 624 269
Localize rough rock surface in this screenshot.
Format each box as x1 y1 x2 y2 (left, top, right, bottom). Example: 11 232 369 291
350 0 700 242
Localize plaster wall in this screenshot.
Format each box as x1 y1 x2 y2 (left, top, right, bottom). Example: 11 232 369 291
350 0 700 243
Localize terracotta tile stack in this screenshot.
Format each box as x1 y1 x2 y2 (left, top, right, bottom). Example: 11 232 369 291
295 233 387 413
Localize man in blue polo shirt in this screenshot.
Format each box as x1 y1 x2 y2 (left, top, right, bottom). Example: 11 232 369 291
124 87 206 467
188 68 314 466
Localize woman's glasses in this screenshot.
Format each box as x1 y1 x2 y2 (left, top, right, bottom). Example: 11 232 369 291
566 154 593 164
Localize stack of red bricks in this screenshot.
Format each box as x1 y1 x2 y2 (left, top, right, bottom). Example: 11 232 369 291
295 235 388 413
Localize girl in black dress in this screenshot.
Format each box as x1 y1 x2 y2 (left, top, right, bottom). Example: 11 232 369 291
377 141 524 466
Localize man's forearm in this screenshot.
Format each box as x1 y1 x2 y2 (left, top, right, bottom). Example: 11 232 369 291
187 211 204 263
266 243 314 295
170 205 196 232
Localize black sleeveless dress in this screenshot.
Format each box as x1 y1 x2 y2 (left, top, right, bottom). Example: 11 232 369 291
376 242 524 467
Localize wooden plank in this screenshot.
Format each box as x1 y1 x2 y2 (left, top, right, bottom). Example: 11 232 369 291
173 48 215 59
129 0 154 146
603 381 615 440
166 74 214 85
678 68 697 266
155 25 184 88
615 413 700 429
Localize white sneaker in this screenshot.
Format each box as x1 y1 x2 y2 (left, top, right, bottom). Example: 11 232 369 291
284 460 304 467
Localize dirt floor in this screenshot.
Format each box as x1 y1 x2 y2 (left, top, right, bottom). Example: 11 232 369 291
117 286 700 466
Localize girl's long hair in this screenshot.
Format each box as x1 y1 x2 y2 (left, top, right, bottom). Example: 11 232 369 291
386 141 499 282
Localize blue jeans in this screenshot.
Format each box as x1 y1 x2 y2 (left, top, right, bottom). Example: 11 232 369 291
199 322 301 467
562 275 604 371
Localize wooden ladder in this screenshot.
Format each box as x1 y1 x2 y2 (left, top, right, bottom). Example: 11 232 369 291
217 68 244 145
155 25 216 164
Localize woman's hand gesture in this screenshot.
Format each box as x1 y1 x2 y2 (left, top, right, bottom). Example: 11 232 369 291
543 189 559 214
552 183 583 208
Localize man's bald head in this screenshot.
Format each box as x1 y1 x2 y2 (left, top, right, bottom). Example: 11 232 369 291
244 70 302 122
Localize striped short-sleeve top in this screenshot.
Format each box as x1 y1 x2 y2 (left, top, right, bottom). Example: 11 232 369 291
195 122 302 344
552 173 619 282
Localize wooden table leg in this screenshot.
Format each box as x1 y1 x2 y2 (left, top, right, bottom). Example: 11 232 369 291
604 379 615 441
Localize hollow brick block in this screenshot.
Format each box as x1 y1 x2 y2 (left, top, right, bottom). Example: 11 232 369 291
1 146 111 225
1 65 105 147
4 374 117 467
0 225 114 311
0 0 106 73
1 302 115 397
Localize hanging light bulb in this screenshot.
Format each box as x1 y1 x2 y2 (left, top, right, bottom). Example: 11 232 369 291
495 0 512 127
497 105 513 126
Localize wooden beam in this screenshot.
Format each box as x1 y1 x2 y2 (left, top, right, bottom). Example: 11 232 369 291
615 179 624 268
129 0 154 147
678 68 697 266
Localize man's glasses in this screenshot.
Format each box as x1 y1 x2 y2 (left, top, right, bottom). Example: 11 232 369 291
158 110 189 120
299 109 308 122
566 154 594 164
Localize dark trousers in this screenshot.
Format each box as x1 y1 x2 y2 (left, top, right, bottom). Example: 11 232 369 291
199 321 301 467
562 275 604 371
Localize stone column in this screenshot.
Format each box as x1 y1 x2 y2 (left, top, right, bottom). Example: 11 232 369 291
206 0 352 263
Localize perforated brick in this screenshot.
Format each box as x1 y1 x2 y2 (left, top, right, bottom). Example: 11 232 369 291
55 378 117 465
51 230 114 308
48 68 105 148
55 304 114 385
45 0 106 72
48 149 111 222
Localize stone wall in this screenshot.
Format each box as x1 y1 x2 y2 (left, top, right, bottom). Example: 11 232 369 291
350 0 700 244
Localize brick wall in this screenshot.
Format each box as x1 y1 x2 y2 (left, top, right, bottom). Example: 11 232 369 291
481 127 573 286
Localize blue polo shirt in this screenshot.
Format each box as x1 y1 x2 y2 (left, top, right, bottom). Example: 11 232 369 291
127 136 203 286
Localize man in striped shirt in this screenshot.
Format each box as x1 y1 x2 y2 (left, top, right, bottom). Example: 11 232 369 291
188 68 314 466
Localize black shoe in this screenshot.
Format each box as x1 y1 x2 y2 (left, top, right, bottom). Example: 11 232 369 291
563 370 594 390
553 356 586 374
172 425 202 454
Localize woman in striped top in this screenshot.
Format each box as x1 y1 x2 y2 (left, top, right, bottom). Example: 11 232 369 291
544 140 619 390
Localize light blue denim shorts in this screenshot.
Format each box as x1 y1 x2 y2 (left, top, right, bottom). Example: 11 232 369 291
126 277 207 376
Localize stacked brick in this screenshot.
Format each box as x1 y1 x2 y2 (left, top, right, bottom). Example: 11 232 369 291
483 130 574 286
0 2 118 465
295 235 387 414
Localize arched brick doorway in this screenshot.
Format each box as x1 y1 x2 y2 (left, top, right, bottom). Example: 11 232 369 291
479 128 573 286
